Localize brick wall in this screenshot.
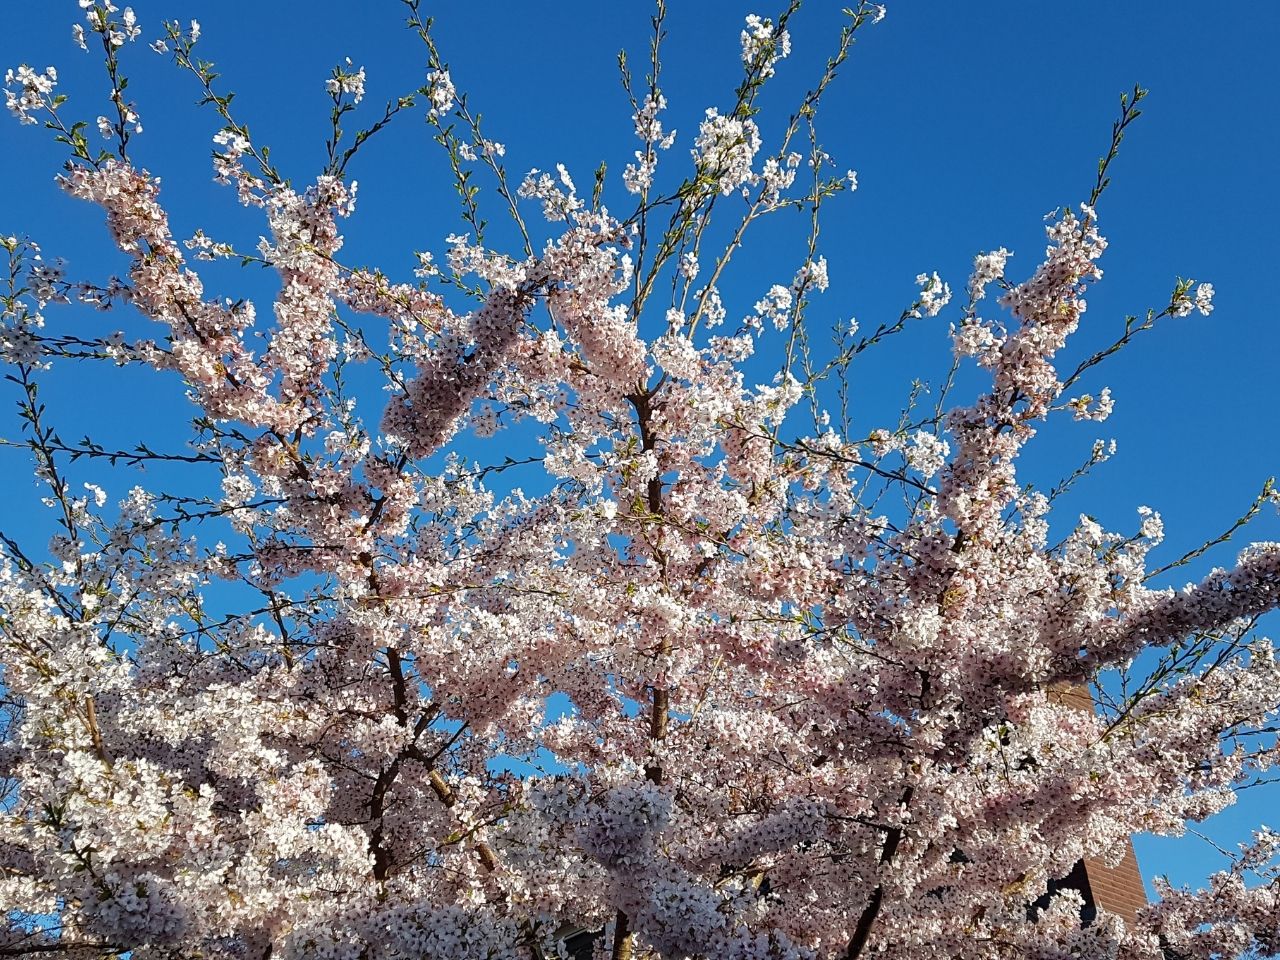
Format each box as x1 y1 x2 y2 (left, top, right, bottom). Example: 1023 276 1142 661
1083 843 1147 924
1050 682 1149 923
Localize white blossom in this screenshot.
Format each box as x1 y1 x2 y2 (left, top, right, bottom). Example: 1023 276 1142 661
1195 281 1215 315
741 13 791 79
425 69 456 118
913 270 952 317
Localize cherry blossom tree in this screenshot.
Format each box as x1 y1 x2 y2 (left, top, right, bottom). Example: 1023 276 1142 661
1 3 1277 959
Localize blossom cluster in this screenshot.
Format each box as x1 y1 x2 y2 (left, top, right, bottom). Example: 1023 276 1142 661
0 7 1275 960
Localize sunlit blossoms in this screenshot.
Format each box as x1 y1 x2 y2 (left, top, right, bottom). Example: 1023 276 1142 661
1172 279 1216 318
693 108 762 196
327 60 366 104
968 246 1011 301
624 94 677 195
0 5 1277 960
1195 281 1215 314
424 68 455 118
913 270 952 317
741 13 791 79
2 64 57 123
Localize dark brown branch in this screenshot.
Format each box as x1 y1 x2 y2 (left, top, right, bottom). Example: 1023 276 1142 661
843 786 913 960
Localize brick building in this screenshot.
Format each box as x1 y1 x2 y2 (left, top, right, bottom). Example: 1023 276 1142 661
1052 683 1149 925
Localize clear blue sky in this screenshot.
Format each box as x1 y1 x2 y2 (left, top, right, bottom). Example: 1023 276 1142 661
2 0 1278 900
